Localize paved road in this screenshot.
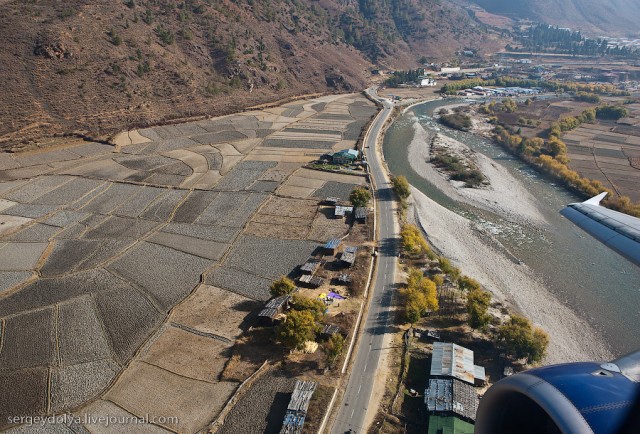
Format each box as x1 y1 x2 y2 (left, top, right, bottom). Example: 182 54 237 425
330 89 399 434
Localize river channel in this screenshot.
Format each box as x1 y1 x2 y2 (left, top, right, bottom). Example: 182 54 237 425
382 99 640 357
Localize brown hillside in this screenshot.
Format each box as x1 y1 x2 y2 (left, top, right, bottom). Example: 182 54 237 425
0 0 506 150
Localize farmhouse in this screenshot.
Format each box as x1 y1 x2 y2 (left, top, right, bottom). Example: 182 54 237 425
331 149 359 165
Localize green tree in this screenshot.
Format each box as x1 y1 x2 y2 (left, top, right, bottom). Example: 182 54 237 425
466 287 491 329
498 315 549 363
277 310 319 350
324 333 345 368
270 276 295 297
292 295 326 321
392 175 411 200
349 186 371 208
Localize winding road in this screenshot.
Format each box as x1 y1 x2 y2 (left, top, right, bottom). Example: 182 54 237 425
330 89 399 434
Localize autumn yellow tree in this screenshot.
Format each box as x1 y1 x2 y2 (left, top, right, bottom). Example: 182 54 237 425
403 268 438 323
400 224 431 257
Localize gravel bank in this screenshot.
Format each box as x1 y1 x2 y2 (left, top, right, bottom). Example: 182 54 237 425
407 120 547 226
408 186 612 364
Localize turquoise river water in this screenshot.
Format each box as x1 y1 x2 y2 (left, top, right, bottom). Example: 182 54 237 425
383 99 640 357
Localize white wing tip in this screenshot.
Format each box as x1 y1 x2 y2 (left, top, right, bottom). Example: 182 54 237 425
582 192 608 206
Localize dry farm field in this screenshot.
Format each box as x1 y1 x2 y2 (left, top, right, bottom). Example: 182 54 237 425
0 93 377 433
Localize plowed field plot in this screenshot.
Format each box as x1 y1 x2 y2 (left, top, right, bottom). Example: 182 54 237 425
565 123 640 201
206 266 273 301
107 241 211 311
50 359 120 413
217 368 296 434
141 325 232 382
313 180 361 201
170 284 260 340
0 93 376 428
262 138 336 149
224 235 318 279
104 361 237 434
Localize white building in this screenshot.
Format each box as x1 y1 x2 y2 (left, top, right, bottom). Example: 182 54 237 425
420 78 437 87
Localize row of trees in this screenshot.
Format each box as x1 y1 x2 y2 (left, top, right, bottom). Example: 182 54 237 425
441 77 628 96
516 23 640 59
489 101 640 217
385 68 426 87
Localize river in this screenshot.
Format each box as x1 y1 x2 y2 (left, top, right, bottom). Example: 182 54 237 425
382 99 640 357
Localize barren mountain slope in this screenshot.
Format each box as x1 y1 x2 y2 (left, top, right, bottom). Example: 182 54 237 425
0 0 505 150
471 0 640 36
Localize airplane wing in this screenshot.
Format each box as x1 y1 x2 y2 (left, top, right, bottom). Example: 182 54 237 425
560 192 640 267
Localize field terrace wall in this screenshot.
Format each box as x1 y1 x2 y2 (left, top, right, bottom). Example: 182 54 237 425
0 94 378 432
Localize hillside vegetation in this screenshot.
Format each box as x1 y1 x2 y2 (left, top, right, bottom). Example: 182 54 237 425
0 0 505 150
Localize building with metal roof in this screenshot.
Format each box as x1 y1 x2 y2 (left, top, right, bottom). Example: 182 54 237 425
334 206 353 218
354 207 367 222
298 275 325 288
338 273 352 284
331 149 359 165
425 378 479 422
431 342 485 385
324 238 341 255
427 415 474 434
300 258 321 275
280 380 317 434
258 294 292 324
340 250 357 267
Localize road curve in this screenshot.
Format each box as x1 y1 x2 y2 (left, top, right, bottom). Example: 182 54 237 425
330 89 399 434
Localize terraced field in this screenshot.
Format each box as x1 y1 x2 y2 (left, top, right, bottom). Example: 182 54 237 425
0 94 377 433
563 105 640 202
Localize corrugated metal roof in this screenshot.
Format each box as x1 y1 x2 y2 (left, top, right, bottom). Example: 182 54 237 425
425 379 478 422
474 365 486 382
431 342 476 385
344 246 358 253
334 206 353 217
341 252 356 264
258 308 278 318
355 207 367 219
265 294 291 309
325 239 341 248
299 275 312 283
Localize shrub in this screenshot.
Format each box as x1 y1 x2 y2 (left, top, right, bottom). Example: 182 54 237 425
440 113 472 131
596 105 628 120
392 175 411 200
155 25 174 45
466 287 491 329
324 333 345 368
